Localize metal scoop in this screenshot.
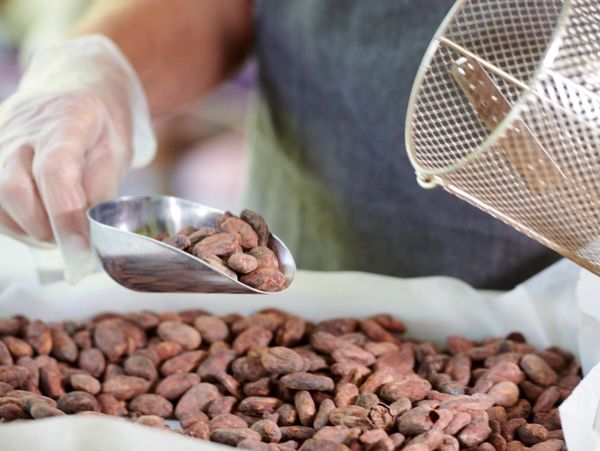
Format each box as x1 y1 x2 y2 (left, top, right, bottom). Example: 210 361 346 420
87 195 296 294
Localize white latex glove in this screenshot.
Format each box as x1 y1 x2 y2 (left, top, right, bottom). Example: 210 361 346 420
0 35 156 283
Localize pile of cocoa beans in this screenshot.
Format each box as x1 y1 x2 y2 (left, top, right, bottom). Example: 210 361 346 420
154 209 287 292
0 309 578 451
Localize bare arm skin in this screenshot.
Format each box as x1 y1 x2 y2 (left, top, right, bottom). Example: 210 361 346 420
72 0 255 116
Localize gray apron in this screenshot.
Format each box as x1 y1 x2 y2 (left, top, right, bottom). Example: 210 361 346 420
243 0 560 289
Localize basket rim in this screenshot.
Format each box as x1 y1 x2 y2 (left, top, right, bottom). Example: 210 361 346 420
404 0 572 181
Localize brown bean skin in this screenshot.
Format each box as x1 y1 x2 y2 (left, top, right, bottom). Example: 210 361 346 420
228 253 258 274
155 373 200 400
220 217 259 250
157 322 201 351
57 391 99 413
0 306 576 449
240 209 270 246
70 374 101 394
520 354 558 387
129 394 173 418
194 316 229 344
248 246 279 270
101 376 151 401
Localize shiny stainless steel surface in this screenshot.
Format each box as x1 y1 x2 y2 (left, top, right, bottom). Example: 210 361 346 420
87 196 295 294
406 0 600 277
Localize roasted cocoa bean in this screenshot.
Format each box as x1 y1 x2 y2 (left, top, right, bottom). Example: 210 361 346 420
39 366 64 398
533 386 561 414
194 315 229 344
506 399 531 420
334 383 359 407
185 226 215 244
193 232 239 258
228 253 259 274
233 327 273 355
240 209 270 247
251 419 282 443
2 336 32 359
94 319 127 362
240 269 287 293
185 419 211 439
161 350 206 376
0 365 29 389
517 423 549 446
175 383 222 420
295 390 316 426
0 341 13 366
104 363 125 380
97 393 127 416
124 354 158 381
232 356 269 382
210 428 262 446
57 391 99 413
157 321 201 350
280 426 316 441
150 340 183 362
0 308 575 450
126 312 160 331
25 321 52 356
0 402 27 421
238 396 283 416
50 327 78 363
210 413 249 430
244 377 271 397
329 406 372 430
380 376 431 402
313 398 336 430
260 347 305 375
78 348 105 378
0 318 22 337
101 375 151 400
457 421 491 448
520 354 558 387
206 396 238 418
155 372 200 400
247 247 280 272
220 217 259 250
70 374 101 394
530 439 566 451
276 317 306 348
162 233 191 250
488 381 520 407
280 372 335 392
502 418 528 441
397 406 434 436
136 414 168 429
30 402 66 419
129 393 173 418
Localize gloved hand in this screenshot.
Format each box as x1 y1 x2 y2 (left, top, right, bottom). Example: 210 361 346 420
0 35 156 283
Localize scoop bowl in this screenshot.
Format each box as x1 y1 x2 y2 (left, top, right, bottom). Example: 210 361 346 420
87 196 295 294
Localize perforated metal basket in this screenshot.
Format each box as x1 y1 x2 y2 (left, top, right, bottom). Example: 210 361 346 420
406 0 600 276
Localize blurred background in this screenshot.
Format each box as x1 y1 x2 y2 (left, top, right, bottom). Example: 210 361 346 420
0 0 255 213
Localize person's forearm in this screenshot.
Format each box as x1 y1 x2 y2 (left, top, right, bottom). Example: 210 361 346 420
71 0 254 116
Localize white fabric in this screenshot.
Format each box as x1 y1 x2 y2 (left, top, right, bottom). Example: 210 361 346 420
0 238 598 450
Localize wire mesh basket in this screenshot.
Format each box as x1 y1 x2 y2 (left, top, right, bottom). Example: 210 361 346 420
405 0 600 276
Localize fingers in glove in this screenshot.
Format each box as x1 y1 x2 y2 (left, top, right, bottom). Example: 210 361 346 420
32 139 95 284
0 146 53 242
82 138 123 206
0 205 27 238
